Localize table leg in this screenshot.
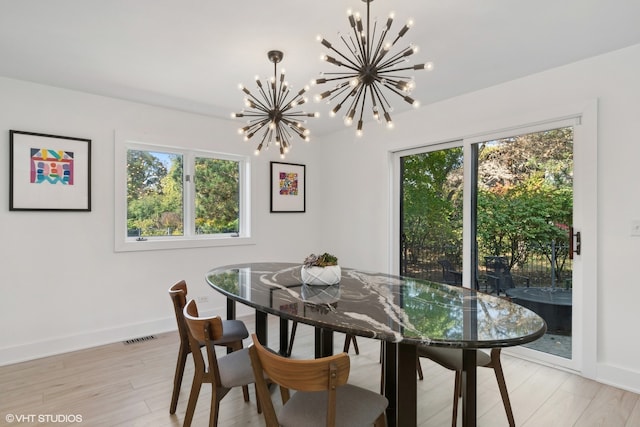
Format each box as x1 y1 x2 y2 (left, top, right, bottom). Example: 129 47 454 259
382 342 397 427
279 318 289 356
398 343 417 427
255 311 268 345
226 298 235 320
382 342 417 427
462 349 477 427
314 327 334 358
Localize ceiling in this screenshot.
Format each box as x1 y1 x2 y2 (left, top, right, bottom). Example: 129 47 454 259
1 0 639 137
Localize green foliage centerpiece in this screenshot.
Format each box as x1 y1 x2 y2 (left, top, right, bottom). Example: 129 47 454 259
301 252 341 286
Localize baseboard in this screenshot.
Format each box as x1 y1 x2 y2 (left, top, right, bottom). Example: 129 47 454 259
0 316 176 367
597 362 640 395
0 307 257 367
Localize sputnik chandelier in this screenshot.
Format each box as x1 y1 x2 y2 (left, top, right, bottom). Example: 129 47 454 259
233 50 318 158
314 0 433 136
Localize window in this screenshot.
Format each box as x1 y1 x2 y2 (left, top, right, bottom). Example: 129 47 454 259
115 132 252 251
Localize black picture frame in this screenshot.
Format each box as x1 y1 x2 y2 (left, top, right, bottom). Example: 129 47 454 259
9 130 92 211
270 161 305 213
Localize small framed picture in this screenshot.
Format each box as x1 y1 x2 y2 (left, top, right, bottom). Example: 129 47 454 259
9 130 91 211
270 161 305 213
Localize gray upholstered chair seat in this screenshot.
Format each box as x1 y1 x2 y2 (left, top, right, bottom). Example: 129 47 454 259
278 384 388 427
217 347 255 388
417 346 491 370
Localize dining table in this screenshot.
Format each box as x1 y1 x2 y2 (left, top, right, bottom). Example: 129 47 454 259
205 262 546 427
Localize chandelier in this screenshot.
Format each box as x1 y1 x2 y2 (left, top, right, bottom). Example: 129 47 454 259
314 0 433 136
233 50 318 158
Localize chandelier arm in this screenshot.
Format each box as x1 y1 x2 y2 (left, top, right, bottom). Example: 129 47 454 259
379 59 411 73
370 26 391 69
278 90 303 115
326 38 364 72
328 83 357 104
369 80 394 111
380 81 418 105
351 13 368 66
246 118 271 134
354 85 370 121
281 119 307 139
249 86 275 113
342 84 363 117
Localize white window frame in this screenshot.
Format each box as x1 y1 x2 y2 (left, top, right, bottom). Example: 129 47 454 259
114 131 253 252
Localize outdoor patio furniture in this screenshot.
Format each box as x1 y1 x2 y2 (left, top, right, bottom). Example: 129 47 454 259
484 256 530 294
438 259 462 286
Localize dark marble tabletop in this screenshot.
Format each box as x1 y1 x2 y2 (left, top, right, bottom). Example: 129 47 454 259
206 262 546 349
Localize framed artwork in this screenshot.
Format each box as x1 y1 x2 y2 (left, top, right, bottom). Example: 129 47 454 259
9 130 91 211
270 161 305 213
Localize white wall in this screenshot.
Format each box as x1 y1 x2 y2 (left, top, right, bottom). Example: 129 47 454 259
2 43 639 395
0 78 323 365
316 44 640 393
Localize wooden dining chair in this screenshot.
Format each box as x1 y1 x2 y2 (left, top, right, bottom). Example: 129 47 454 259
181 299 259 427
417 346 515 427
168 280 250 414
249 333 388 427
287 321 359 356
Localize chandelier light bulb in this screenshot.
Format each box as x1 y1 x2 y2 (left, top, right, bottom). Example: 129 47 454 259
314 0 432 135
232 50 318 159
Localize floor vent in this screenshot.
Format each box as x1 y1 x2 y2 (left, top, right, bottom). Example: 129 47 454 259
123 335 156 345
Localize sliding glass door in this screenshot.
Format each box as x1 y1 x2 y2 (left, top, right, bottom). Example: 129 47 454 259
394 106 597 371
473 127 574 359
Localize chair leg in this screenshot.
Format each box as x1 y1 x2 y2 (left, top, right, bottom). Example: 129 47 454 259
170 344 189 414
254 384 262 414
183 373 202 427
452 370 461 427
416 356 424 380
287 321 298 357
209 387 221 427
379 342 385 395
491 352 515 426
343 334 360 355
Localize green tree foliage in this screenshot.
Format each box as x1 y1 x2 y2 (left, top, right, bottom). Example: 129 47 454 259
127 150 183 236
127 150 167 202
476 127 573 277
402 148 463 264
194 158 239 234
402 127 573 282
126 150 240 236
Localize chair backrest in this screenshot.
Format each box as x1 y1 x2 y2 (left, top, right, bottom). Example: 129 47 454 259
169 280 190 345
485 256 515 289
183 299 225 385
248 334 351 427
438 259 462 285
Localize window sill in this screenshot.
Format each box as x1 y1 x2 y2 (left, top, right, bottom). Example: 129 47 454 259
114 235 255 252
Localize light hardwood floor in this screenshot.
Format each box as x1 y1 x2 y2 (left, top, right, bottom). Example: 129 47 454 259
1 315 639 427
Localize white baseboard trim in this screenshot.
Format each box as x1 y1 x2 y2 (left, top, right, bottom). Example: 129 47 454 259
0 316 176 367
0 308 256 367
597 363 640 395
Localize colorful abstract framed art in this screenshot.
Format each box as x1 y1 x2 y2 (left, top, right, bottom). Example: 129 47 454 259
270 161 305 213
9 130 91 211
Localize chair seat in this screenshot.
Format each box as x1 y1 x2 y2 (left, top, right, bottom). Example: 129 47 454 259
417 346 491 371
278 383 388 427
216 347 255 388
212 319 249 345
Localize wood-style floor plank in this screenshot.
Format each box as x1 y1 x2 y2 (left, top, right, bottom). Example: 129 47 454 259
0 314 638 426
